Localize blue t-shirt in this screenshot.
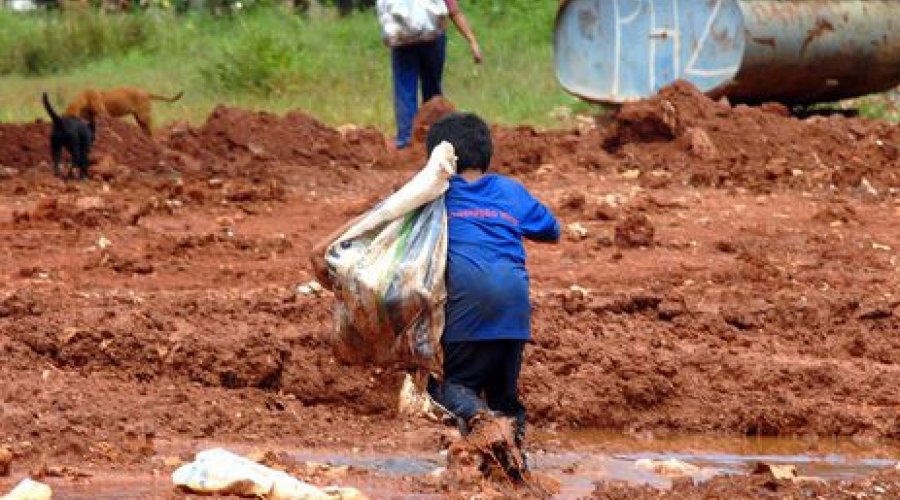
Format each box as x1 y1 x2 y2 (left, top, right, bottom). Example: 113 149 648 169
443 174 560 343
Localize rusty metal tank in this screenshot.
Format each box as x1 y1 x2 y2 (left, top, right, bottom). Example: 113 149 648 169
554 0 900 105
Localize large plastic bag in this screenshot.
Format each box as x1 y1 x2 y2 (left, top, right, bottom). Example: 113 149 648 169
376 0 448 47
325 142 456 373
171 448 364 500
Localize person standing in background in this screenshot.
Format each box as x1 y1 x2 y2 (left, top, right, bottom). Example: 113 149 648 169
388 0 482 150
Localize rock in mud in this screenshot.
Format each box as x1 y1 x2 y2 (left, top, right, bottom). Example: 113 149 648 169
558 191 587 213
614 214 655 248
752 462 798 481
681 127 718 160
657 299 686 321
593 203 619 221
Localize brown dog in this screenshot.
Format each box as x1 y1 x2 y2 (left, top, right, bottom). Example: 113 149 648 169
65 86 184 136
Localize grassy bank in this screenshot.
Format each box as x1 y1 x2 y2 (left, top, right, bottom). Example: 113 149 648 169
0 3 593 132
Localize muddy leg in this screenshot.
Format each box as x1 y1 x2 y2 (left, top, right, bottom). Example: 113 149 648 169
50 136 63 177
484 340 528 469
134 113 153 137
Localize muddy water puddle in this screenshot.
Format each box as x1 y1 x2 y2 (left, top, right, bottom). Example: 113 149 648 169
287 434 898 498
26 434 900 499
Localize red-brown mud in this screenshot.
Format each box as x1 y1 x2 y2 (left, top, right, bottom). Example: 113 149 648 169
0 82 898 497
591 468 900 499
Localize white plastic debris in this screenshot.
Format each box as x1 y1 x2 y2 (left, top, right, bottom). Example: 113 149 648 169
566 222 588 241
568 285 590 299
1 478 52 500
634 458 699 477
398 373 438 419
296 281 325 297
172 448 364 500
97 235 112 250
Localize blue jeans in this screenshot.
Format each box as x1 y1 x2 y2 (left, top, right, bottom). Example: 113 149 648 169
434 339 527 444
390 34 447 149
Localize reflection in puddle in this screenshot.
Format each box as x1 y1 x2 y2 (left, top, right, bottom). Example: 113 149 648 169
290 451 442 476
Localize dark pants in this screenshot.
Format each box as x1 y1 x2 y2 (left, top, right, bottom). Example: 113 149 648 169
438 340 527 444
390 34 446 149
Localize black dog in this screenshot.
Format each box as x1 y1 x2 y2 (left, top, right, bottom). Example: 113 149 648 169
42 92 94 180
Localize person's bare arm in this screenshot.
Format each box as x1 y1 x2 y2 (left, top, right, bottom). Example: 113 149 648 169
310 214 366 290
449 10 482 64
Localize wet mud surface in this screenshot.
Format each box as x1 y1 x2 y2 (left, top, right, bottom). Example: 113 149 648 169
0 82 898 497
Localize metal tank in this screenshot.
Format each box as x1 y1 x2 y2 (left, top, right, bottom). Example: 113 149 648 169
554 0 900 105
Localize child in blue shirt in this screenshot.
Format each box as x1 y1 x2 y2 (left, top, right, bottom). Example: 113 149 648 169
425 113 560 471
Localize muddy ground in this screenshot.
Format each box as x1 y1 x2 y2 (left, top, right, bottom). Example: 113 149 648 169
0 82 898 497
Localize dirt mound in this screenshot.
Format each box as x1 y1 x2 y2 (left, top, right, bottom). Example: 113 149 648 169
0 121 49 169
91 116 175 174
13 195 123 229
412 96 456 145
492 126 611 175
603 80 900 192
165 106 389 174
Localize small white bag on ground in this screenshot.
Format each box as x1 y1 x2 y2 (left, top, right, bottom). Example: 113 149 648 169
325 142 456 373
1 479 52 500
172 448 364 500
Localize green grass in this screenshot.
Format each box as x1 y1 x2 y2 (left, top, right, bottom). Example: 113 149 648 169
0 3 595 132
3 5 893 131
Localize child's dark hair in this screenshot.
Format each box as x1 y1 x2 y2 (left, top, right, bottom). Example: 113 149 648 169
425 112 492 173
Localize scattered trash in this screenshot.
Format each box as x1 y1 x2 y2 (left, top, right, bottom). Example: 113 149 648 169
172 448 365 500
0 167 19 178
566 222 588 241
859 177 879 197
296 281 325 297
621 169 641 180
97 235 112 250
162 456 184 469
336 124 361 136
74 196 104 211
568 285 589 299
1 478 52 500
634 458 699 477
398 373 438 419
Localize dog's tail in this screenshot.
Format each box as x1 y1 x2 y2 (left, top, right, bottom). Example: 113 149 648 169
42 92 62 126
148 91 184 103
